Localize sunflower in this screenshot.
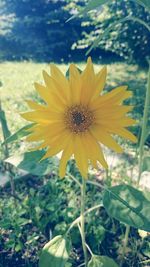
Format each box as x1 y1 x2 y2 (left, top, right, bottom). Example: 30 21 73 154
22 58 137 178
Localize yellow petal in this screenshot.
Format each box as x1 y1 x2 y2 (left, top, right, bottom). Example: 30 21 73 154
90 126 123 153
82 133 97 168
26 100 47 111
81 132 99 169
94 105 134 121
42 70 56 90
34 82 65 112
34 82 51 104
50 64 70 101
50 64 68 89
118 118 137 127
108 118 137 127
26 133 44 142
26 122 66 142
42 70 69 107
69 64 82 105
42 131 72 160
115 91 133 104
92 66 107 100
74 134 89 178
111 128 137 143
90 86 132 110
97 144 108 169
86 131 108 169
80 57 95 105
100 86 128 103
32 128 69 150
21 111 49 123
21 110 62 124
59 137 74 178
43 70 67 104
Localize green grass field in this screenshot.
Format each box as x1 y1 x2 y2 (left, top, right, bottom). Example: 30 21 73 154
0 61 147 135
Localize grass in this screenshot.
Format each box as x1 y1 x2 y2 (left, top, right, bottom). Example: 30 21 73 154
0 60 147 135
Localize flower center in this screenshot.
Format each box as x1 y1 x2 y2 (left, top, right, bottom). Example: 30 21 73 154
64 105 94 133
72 111 85 125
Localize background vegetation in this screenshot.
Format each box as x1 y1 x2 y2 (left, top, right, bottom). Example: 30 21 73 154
0 0 150 65
0 0 150 267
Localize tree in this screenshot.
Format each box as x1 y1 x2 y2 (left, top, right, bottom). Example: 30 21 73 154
0 0 84 61
70 0 150 66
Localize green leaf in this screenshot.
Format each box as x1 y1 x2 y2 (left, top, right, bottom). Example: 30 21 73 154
79 0 111 14
5 150 58 176
86 16 130 54
142 157 150 172
2 123 34 145
67 0 111 21
87 15 150 55
142 241 150 257
39 235 71 267
88 255 119 267
103 184 150 231
15 243 23 252
65 263 72 267
133 0 150 11
0 108 11 140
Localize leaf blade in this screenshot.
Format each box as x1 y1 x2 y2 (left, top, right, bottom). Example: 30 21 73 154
133 0 150 11
88 255 119 267
86 15 150 55
5 150 58 176
39 235 71 267
0 109 11 140
2 123 34 145
67 0 111 22
103 184 150 231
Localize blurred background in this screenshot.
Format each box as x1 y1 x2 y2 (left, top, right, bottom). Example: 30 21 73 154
0 1 150 267
0 0 150 66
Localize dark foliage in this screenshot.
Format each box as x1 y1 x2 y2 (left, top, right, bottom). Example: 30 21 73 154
0 170 149 267
0 0 124 63
72 0 150 66
0 0 85 62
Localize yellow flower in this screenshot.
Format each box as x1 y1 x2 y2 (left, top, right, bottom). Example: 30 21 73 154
22 58 137 178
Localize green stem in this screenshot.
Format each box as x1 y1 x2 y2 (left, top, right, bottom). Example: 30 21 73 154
0 101 9 158
0 101 17 206
80 178 88 267
121 62 150 266
139 259 150 264
120 225 130 267
129 16 150 32
87 180 104 189
85 243 94 257
67 172 82 188
137 62 150 185
77 223 93 257
66 204 102 234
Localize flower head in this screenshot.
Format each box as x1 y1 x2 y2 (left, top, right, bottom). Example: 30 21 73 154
22 58 137 178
